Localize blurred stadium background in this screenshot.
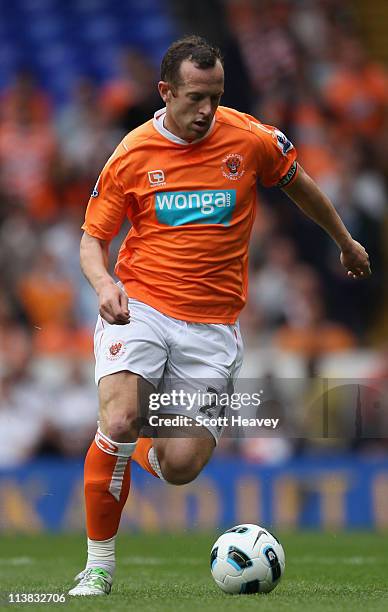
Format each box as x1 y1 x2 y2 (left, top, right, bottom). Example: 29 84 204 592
0 0 387 534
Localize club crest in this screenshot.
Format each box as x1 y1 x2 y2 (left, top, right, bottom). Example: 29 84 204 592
106 340 126 360
221 153 245 180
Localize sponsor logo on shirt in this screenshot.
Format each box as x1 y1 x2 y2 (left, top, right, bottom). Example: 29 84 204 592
155 190 236 226
148 169 166 186
221 153 245 180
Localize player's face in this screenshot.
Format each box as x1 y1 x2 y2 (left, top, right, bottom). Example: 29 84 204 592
158 59 224 142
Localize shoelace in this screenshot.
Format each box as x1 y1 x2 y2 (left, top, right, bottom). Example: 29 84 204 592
76 569 109 588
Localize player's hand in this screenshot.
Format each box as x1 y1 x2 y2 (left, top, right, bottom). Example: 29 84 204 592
340 240 371 279
98 281 130 324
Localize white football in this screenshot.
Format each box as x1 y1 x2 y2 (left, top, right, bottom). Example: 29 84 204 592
210 523 285 595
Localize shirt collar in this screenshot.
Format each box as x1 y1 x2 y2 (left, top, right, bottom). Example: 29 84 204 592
153 107 215 145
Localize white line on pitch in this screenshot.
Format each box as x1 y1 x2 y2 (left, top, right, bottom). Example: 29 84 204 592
0 557 34 565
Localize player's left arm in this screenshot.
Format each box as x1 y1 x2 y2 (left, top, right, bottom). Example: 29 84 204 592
282 164 371 279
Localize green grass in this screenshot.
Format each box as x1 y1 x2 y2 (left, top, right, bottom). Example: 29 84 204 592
0 532 387 611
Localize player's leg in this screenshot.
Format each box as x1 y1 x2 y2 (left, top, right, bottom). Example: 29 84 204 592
131 437 160 478
69 300 168 596
133 318 243 485
69 371 152 596
131 425 215 483
84 371 152 539
153 423 215 484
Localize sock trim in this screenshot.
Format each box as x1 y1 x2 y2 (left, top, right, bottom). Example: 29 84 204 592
148 447 164 480
109 455 128 501
95 428 137 457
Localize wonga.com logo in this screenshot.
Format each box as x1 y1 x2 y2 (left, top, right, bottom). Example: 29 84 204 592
155 190 236 226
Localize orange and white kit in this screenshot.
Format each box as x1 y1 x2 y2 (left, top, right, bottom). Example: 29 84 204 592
83 106 298 324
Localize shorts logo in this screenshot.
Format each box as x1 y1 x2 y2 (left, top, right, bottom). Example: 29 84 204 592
155 189 236 226
221 153 245 180
106 340 126 360
148 170 166 186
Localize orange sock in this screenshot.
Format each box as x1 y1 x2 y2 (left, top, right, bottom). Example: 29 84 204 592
84 429 137 541
132 437 160 478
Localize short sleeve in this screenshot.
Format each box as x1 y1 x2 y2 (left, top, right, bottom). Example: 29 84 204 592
82 144 133 240
245 116 298 188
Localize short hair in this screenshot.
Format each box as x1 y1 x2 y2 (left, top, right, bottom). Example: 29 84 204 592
161 35 223 86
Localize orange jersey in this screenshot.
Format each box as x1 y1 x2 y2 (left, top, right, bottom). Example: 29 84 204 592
82 106 297 323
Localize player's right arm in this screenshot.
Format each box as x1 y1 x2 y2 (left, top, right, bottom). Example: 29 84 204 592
80 141 132 324
80 232 129 325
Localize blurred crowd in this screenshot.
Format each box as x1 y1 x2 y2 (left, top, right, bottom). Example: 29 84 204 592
0 0 387 467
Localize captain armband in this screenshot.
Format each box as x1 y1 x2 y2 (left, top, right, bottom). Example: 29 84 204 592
276 161 298 188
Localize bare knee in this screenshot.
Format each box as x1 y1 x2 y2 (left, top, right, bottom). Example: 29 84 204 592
98 372 144 442
158 444 214 485
102 412 137 441
161 455 203 485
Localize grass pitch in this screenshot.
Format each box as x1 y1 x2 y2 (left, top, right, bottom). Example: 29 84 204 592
1 532 387 611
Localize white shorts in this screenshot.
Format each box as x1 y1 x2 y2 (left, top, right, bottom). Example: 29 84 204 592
94 297 243 442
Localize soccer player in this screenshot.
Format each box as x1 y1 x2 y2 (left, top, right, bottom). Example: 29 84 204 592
69 35 371 596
